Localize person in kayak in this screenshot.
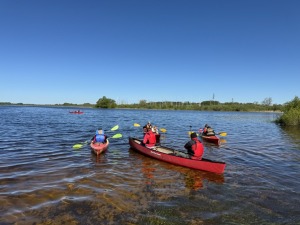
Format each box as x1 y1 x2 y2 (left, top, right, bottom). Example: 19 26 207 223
184 132 204 159
202 124 216 136
143 126 157 148
91 128 107 144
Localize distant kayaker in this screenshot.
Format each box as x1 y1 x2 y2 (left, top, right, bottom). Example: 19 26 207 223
202 124 216 136
143 127 157 148
91 128 107 144
184 132 204 159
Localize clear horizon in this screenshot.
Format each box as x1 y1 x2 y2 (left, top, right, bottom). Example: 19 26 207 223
1 0 299 105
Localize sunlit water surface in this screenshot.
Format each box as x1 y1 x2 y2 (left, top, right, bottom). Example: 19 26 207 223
0 106 299 224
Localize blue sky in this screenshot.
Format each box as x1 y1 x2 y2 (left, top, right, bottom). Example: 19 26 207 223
0 0 299 105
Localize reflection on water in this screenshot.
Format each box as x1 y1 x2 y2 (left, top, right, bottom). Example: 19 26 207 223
281 125 300 146
132 149 225 191
0 107 299 224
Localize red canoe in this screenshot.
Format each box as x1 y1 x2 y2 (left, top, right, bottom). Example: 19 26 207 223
90 140 109 156
200 135 220 145
129 137 226 174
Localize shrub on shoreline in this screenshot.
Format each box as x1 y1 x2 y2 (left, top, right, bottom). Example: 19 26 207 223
276 96 300 126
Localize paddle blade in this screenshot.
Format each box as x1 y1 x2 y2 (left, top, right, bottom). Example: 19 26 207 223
111 125 119 131
220 139 227 144
72 140 88 149
73 144 83 149
111 133 122 138
160 128 167 133
134 123 140 127
218 132 227 137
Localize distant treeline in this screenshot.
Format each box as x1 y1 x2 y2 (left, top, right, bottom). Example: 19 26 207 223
0 102 26 105
0 98 283 112
93 96 283 112
2 96 300 126
0 102 93 107
117 100 283 112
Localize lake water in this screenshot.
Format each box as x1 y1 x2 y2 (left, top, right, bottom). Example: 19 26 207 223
0 106 299 224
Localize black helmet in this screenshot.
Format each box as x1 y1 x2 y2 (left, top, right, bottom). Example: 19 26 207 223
190 132 197 138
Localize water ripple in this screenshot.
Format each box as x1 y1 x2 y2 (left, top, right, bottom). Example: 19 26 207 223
0 107 299 224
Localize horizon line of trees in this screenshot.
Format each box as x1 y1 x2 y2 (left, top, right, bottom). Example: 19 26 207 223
2 96 300 126
0 96 283 112
91 96 283 112
93 96 300 126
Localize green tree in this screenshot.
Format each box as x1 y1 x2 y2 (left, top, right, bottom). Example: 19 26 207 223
262 97 272 106
139 100 147 108
283 96 300 112
95 96 117 108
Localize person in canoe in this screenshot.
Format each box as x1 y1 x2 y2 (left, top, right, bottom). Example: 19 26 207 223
184 132 204 159
143 121 152 135
202 124 216 136
142 126 157 148
143 121 161 143
91 128 107 144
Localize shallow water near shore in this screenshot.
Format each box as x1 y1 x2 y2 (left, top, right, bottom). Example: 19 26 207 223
0 106 299 224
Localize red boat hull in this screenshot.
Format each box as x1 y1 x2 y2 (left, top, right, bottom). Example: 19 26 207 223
129 137 226 174
201 135 220 145
90 140 109 156
69 111 84 114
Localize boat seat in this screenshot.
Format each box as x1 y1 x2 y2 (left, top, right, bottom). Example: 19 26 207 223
134 140 142 144
133 139 183 156
155 147 173 154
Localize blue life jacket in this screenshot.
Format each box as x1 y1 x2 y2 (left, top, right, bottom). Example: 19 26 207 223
95 134 105 143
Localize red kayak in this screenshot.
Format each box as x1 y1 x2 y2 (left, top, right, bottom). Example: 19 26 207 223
90 140 109 156
200 134 220 145
129 137 226 174
69 111 84 114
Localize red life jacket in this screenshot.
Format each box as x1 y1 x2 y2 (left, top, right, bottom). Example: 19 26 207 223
191 138 204 159
143 131 156 147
